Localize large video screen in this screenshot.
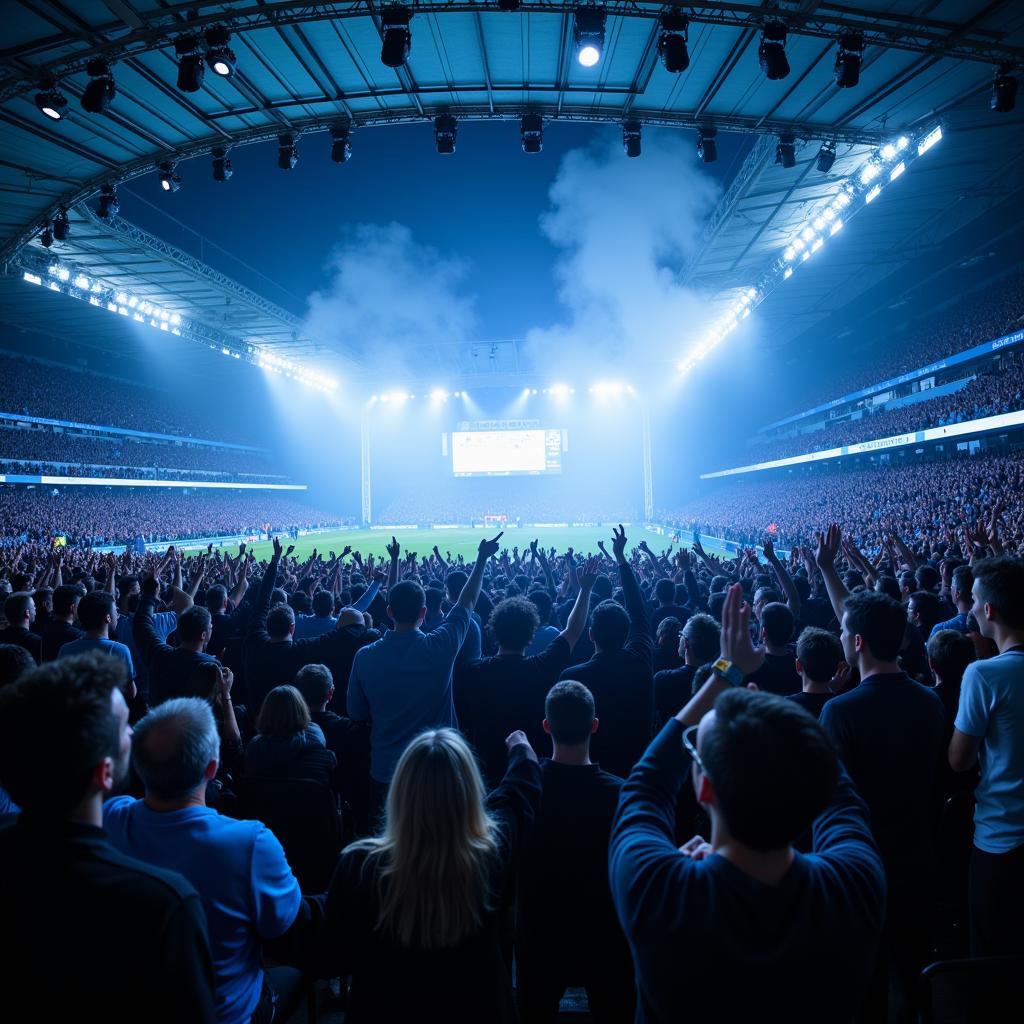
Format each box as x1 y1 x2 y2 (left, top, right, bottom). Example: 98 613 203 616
451 429 563 477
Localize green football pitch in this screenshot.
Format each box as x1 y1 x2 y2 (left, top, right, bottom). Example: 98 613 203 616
239 525 677 564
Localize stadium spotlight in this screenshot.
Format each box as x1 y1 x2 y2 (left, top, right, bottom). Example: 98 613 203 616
498 0 520 9
212 147 233 181
573 9 606 68
658 13 690 74
278 133 298 170
429 388 449 402
39 224 54 248
81 59 116 114
53 206 69 241
434 114 457 155
815 141 836 173
34 76 68 120
834 32 864 89
380 6 412 68
158 161 181 192
759 21 790 81
623 122 642 158
992 64 1018 113
775 132 797 168
521 113 544 153
205 27 237 77
331 125 352 163
175 35 205 93
697 126 718 163
96 184 119 219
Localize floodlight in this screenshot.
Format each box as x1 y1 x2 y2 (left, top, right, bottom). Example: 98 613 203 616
40 225 54 248
158 161 181 192
429 388 449 401
658 13 690 74
917 125 942 155
81 59 116 114
759 22 790 81
97 184 119 219
697 126 717 163
381 6 412 68
815 142 836 173
212 148 233 181
521 113 543 153
434 114 457 155
775 132 796 168
331 125 352 163
205 27 236 77
53 206 69 241
175 36 205 92
865 184 881 203
623 122 642 158
992 64 1017 113
834 32 864 88
574 9 606 68
35 75 68 120
278 133 298 170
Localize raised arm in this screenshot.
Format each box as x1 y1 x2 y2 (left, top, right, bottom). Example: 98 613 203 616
763 537 802 621
457 533 504 611
613 526 652 655
386 536 401 592
561 556 599 648
133 575 174 666
814 523 851 624
247 538 283 641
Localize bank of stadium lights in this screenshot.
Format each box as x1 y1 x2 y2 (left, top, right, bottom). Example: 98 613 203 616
658 13 690 73
543 385 574 397
81 59 116 114
521 114 544 154
573 9 606 68
589 381 634 397
759 22 790 81
380 6 412 68
255 350 338 393
623 122 642 159
158 161 181 193
992 64 1018 112
434 114 457 155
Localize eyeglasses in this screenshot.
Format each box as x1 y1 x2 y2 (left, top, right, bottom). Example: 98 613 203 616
681 724 707 776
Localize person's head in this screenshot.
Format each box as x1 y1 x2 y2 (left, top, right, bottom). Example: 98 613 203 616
791 575 811 602
312 590 335 617
840 590 906 667
489 597 539 651
4 592 35 628
707 591 727 622
759 602 795 648
33 588 53 615
543 681 598 746
370 728 498 948
288 591 312 616
654 578 676 605
970 556 1024 641
709 575 730 595
926 629 976 687
898 571 916 600
444 570 468 603
874 575 902 602
527 589 552 623
690 663 716 696
656 616 682 649
131 698 220 801
0 653 132 817
951 565 974 610
680 613 721 665
915 564 940 594
0 643 35 688
52 583 85 620
257 684 311 739
266 602 296 641
592 575 614 601
176 606 212 649
205 584 228 614
294 663 334 711
388 581 427 627
590 599 629 652
424 586 444 617
752 587 781 622
116 575 141 605
691 689 839 851
907 591 943 638
77 590 117 634
795 627 844 685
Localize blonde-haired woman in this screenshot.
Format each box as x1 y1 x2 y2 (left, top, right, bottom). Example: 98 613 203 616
321 726 541 1022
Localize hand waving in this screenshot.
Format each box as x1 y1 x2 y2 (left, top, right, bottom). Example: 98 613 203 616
814 523 841 571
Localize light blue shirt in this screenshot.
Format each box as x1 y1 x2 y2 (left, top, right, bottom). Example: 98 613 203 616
294 614 337 639
526 623 561 657
103 797 301 1024
954 649 1024 853
58 636 135 680
116 609 177 698
348 605 470 782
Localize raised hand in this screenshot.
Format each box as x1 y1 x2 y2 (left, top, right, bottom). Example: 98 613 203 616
285 544 295 558
763 537 776 561
272 536 283 559
478 532 504 561
386 536 400 561
576 555 601 590
814 523 841 570
529 538 539 558
611 524 628 562
719 583 765 676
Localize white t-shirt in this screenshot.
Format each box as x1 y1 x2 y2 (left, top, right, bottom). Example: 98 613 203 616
955 648 1024 853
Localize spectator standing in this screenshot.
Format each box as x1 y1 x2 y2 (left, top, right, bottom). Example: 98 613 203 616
0 592 41 663
653 613 720 728
40 583 84 662
788 626 846 719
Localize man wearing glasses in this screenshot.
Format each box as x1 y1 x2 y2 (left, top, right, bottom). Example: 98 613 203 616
609 584 886 1023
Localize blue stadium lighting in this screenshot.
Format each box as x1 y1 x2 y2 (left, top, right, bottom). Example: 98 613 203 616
574 10 606 68
890 161 906 181
23 272 42 285
865 184 882 203
918 125 942 155
429 388 450 401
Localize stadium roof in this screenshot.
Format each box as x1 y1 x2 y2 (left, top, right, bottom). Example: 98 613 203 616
1 1 1023 381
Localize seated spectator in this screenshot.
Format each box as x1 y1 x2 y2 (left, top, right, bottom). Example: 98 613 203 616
0 592 41 663
59 590 136 696
244 685 336 787
788 626 845 718
0 654 217 1022
317 727 541 1023
609 585 885 1021
104 697 302 1024
652 616 684 674
40 583 85 662
516 682 634 1023
927 628 976 729
653 613 720 728
745 602 801 696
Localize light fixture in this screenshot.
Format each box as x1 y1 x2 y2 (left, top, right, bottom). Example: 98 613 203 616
158 161 181 192
697 126 717 163
865 184 881 203
81 59 116 114
622 121 642 158
434 114 457 155
815 141 836 173
834 32 864 89
759 22 790 81
521 113 543 153
96 184 119 219
658 13 690 74
574 9 606 68
34 76 68 120
992 64 1018 113
208 147 231 181
331 125 352 163
205 27 236 77
175 35 205 92
380 6 412 68
40 225 54 248
53 206 69 241
775 131 796 168
917 125 942 155
278 133 298 170
498 0 520 9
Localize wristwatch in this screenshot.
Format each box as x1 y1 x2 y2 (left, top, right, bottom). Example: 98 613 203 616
711 658 744 687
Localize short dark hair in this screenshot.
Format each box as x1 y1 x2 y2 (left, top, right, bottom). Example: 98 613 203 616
655 578 675 603
289 591 312 615
444 571 468 601
0 644 36 688
424 587 444 614
915 564 940 593
844 590 906 662
4 592 33 623
528 589 552 621
205 584 228 612
489 597 540 650
908 591 943 637
927 629 976 683
656 616 682 642
294 663 334 709
77 591 116 631
0 653 124 814
545 681 595 744
700 689 839 851
973 556 1024 629
52 583 85 618
707 591 727 622
177 606 212 644
591 599 629 650
796 627 843 684
389 581 426 625
592 576 613 601
312 590 335 617
266 603 296 639
691 663 716 696
257 685 311 738
760 602 794 646
682 613 721 664
33 587 53 609
951 565 974 602
874 576 902 602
